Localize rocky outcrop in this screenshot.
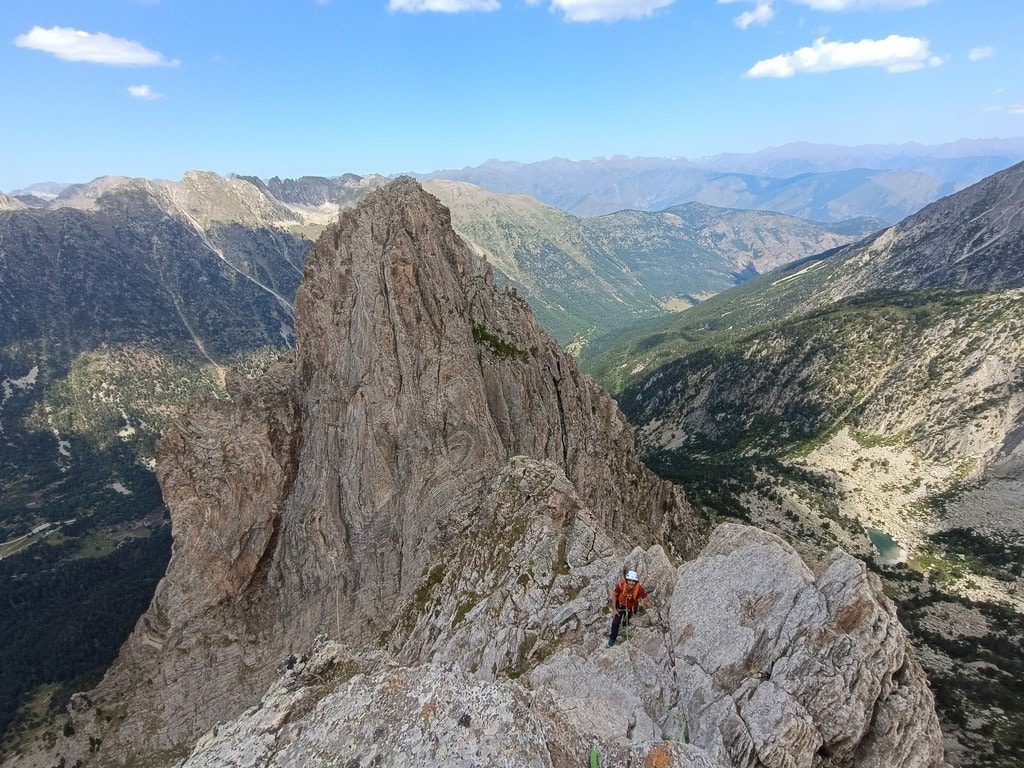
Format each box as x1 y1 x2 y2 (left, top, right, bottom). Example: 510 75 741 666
175 459 942 768
668 525 942 768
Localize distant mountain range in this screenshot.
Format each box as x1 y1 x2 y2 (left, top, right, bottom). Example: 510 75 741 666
13 140 1024 227
424 180 866 346
695 137 1024 180
420 138 1024 223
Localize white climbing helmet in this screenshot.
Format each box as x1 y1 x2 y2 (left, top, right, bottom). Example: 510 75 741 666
625 570 639 582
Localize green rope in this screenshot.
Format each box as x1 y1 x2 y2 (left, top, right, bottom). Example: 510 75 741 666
589 745 600 768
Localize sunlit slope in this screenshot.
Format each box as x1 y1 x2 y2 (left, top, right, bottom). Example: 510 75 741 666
583 161 1024 393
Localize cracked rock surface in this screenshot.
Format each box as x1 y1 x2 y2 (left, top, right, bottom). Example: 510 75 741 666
182 461 941 768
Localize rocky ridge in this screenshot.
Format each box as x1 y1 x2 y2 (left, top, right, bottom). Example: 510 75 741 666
5 180 942 768
175 473 942 768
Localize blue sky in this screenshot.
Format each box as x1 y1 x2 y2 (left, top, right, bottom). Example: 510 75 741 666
2 0 1022 188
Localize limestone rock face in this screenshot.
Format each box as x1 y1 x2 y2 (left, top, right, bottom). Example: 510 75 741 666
31 178 698 766
668 525 943 768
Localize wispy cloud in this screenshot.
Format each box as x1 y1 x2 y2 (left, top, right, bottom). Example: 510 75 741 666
127 84 163 100
543 0 676 22
388 0 500 12
748 35 943 77
719 0 922 31
968 46 994 61
792 0 932 9
14 26 179 67
731 1 775 28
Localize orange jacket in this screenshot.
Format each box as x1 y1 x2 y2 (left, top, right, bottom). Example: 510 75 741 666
614 580 648 611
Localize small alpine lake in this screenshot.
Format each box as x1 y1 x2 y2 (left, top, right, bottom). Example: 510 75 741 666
868 528 905 564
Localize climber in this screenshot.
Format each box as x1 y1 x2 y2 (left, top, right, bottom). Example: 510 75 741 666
607 570 651 647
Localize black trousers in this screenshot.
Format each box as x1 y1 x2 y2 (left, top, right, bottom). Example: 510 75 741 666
608 606 633 645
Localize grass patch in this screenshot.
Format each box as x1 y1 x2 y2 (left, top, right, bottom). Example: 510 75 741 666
472 325 528 361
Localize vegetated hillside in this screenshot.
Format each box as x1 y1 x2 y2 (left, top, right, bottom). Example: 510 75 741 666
588 162 1024 768
0 175 312 741
620 290 1024 768
420 152 991 223
584 161 1024 393
636 201 879 272
425 179 863 347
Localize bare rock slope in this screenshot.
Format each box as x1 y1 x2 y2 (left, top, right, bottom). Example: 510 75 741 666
8 179 942 768
179 492 941 768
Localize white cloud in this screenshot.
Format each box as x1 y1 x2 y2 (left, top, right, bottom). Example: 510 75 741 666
721 0 921 30
127 84 163 100
14 26 179 67
984 101 1024 115
748 35 943 78
734 1 775 28
545 0 676 22
388 0 500 11
968 46 994 61
792 0 932 9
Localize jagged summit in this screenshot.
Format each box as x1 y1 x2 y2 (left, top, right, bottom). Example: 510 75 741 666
47 171 303 229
